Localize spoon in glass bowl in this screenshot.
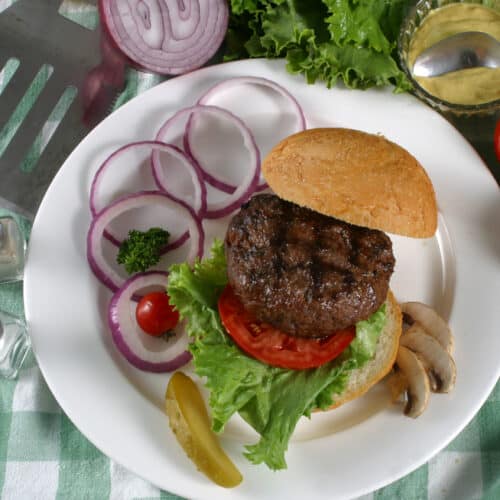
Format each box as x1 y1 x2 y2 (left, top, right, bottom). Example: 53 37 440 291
412 31 500 77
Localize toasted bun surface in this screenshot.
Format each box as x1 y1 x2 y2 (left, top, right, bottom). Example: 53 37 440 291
262 128 437 238
324 290 402 411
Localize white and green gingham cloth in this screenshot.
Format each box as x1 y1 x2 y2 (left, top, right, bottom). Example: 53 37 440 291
1 258 499 500
1 2 499 499
1 91 500 500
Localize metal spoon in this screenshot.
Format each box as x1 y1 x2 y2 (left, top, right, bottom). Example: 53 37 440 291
412 31 500 77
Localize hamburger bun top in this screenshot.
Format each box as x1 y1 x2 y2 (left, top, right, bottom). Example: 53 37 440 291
261 128 438 238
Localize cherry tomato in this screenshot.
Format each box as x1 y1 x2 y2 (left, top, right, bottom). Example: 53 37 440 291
136 291 179 336
494 120 500 163
218 286 355 370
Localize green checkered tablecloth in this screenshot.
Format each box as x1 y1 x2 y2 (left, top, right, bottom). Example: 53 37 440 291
1 231 499 500
1 2 499 499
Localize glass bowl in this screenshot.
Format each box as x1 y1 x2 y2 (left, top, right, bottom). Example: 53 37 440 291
398 0 500 116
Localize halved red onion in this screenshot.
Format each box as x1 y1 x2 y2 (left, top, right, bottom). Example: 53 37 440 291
90 141 206 247
99 0 228 75
196 76 307 191
87 190 204 292
108 271 192 372
154 105 260 219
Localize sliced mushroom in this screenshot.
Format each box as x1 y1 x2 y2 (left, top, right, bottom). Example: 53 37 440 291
419 359 440 392
396 346 430 418
386 369 408 402
400 322 456 393
401 302 454 354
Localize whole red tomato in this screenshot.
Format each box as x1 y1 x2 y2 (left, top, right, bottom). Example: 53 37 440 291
136 292 179 336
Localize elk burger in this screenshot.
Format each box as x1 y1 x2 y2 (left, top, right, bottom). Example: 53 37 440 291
167 127 438 470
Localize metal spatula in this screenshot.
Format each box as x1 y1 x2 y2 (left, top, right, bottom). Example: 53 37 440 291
0 0 115 216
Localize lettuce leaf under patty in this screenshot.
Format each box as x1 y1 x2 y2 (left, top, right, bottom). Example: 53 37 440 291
167 240 386 470
224 0 413 92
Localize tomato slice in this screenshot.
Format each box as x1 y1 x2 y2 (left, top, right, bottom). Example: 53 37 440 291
218 286 355 370
136 291 179 336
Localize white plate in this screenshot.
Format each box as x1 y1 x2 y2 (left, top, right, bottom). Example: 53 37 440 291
24 59 500 500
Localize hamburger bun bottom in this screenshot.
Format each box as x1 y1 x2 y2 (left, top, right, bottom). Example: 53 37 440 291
324 290 402 411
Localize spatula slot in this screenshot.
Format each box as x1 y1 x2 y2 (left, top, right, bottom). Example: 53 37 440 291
0 64 54 160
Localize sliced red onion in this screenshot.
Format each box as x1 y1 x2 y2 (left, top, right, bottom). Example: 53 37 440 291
154 105 260 219
108 271 192 372
196 76 307 191
197 76 306 128
153 105 234 194
148 142 207 216
87 190 204 292
90 141 206 247
99 0 228 75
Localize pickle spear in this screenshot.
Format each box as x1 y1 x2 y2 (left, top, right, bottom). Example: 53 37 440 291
165 371 243 488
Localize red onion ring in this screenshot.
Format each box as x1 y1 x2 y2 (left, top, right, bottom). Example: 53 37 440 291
196 76 307 191
153 105 260 219
108 271 192 372
99 0 228 75
148 142 207 216
90 141 206 247
87 190 204 292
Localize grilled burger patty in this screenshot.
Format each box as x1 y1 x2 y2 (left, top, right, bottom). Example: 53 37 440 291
225 194 395 338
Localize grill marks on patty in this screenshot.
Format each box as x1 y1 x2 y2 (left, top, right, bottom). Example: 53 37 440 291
225 194 395 338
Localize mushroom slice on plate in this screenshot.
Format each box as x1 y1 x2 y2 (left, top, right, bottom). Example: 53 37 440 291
401 302 454 354
386 369 408 402
396 346 430 418
400 322 456 393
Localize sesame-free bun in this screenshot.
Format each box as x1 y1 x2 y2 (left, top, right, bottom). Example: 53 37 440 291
261 128 437 238
325 290 402 411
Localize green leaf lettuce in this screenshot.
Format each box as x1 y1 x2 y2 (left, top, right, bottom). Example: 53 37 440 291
225 0 413 91
167 241 387 470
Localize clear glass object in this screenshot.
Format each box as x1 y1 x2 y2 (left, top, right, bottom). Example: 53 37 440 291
0 215 29 378
0 216 26 283
0 309 30 379
398 0 500 116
